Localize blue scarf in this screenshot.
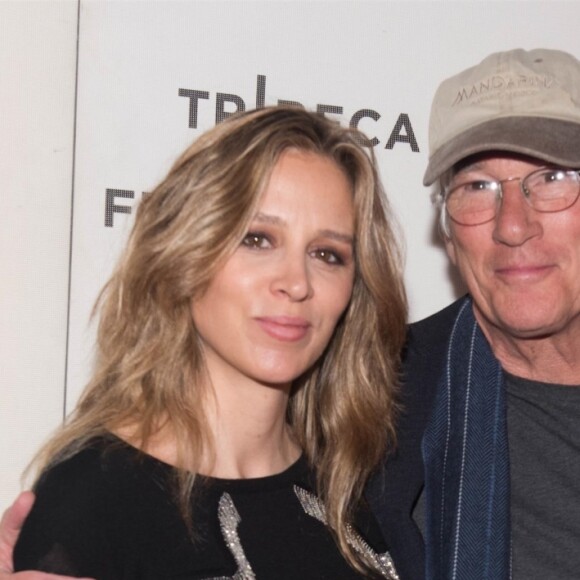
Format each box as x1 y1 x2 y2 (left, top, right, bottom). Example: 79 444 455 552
422 297 511 580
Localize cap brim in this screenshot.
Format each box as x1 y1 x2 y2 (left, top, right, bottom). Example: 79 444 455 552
423 117 580 186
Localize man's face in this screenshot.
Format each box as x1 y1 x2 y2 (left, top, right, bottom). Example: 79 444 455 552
445 154 580 340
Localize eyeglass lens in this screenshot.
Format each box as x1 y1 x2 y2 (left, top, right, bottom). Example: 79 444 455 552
445 168 580 226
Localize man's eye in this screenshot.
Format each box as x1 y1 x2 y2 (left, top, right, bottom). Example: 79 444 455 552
241 233 271 249
450 180 496 198
542 170 566 183
464 180 495 192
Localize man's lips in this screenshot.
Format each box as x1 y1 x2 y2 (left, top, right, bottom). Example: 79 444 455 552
255 316 311 342
494 263 555 281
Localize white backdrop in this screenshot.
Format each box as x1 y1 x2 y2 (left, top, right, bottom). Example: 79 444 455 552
3 0 580 513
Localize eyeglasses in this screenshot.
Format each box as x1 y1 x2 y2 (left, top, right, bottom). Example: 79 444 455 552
444 167 580 226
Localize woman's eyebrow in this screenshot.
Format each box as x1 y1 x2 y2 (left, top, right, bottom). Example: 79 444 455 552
254 212 284 225
253 213 353 244
319 230 354 245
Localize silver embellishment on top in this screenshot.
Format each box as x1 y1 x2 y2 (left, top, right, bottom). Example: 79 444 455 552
205 492 256 580
293 485 400 580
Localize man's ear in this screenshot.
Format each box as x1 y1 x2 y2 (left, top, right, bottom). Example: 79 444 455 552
445 235 457 266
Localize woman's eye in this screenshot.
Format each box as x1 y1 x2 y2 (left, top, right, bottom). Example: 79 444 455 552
241 232 271 249
312 248 344 265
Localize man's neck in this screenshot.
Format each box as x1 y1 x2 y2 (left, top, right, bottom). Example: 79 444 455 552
475 308 580 385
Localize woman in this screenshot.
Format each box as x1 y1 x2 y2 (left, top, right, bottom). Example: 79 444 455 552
13 107 407 579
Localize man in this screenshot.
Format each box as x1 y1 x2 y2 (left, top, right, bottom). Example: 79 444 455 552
368 47 580 580
3 48 580 580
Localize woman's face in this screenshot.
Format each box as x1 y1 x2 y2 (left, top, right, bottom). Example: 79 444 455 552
191 149 356 389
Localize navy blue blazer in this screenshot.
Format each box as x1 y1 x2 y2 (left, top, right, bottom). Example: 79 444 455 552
366 299 466 580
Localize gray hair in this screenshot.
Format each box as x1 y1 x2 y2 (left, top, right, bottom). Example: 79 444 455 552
433 167 454 238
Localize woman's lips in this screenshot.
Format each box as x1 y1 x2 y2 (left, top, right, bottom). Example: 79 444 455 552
255 316 311 342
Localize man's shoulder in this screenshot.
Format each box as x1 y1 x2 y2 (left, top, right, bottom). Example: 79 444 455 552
400 296 469 409
407 296 468 352
364 300 471 580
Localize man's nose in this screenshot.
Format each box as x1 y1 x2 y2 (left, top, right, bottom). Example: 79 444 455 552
492 181 543 246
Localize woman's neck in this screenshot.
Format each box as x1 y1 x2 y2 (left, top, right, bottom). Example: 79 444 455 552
113 367 302 479
200 373 302 479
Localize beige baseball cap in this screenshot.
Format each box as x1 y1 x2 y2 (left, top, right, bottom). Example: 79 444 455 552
423 48 580 186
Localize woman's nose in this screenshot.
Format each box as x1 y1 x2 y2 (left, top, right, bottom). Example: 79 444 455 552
270 252 312 301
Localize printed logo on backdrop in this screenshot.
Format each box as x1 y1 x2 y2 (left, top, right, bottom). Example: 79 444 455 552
105 74 420 227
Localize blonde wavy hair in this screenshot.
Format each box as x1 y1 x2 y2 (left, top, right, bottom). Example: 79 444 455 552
29 106 407 574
